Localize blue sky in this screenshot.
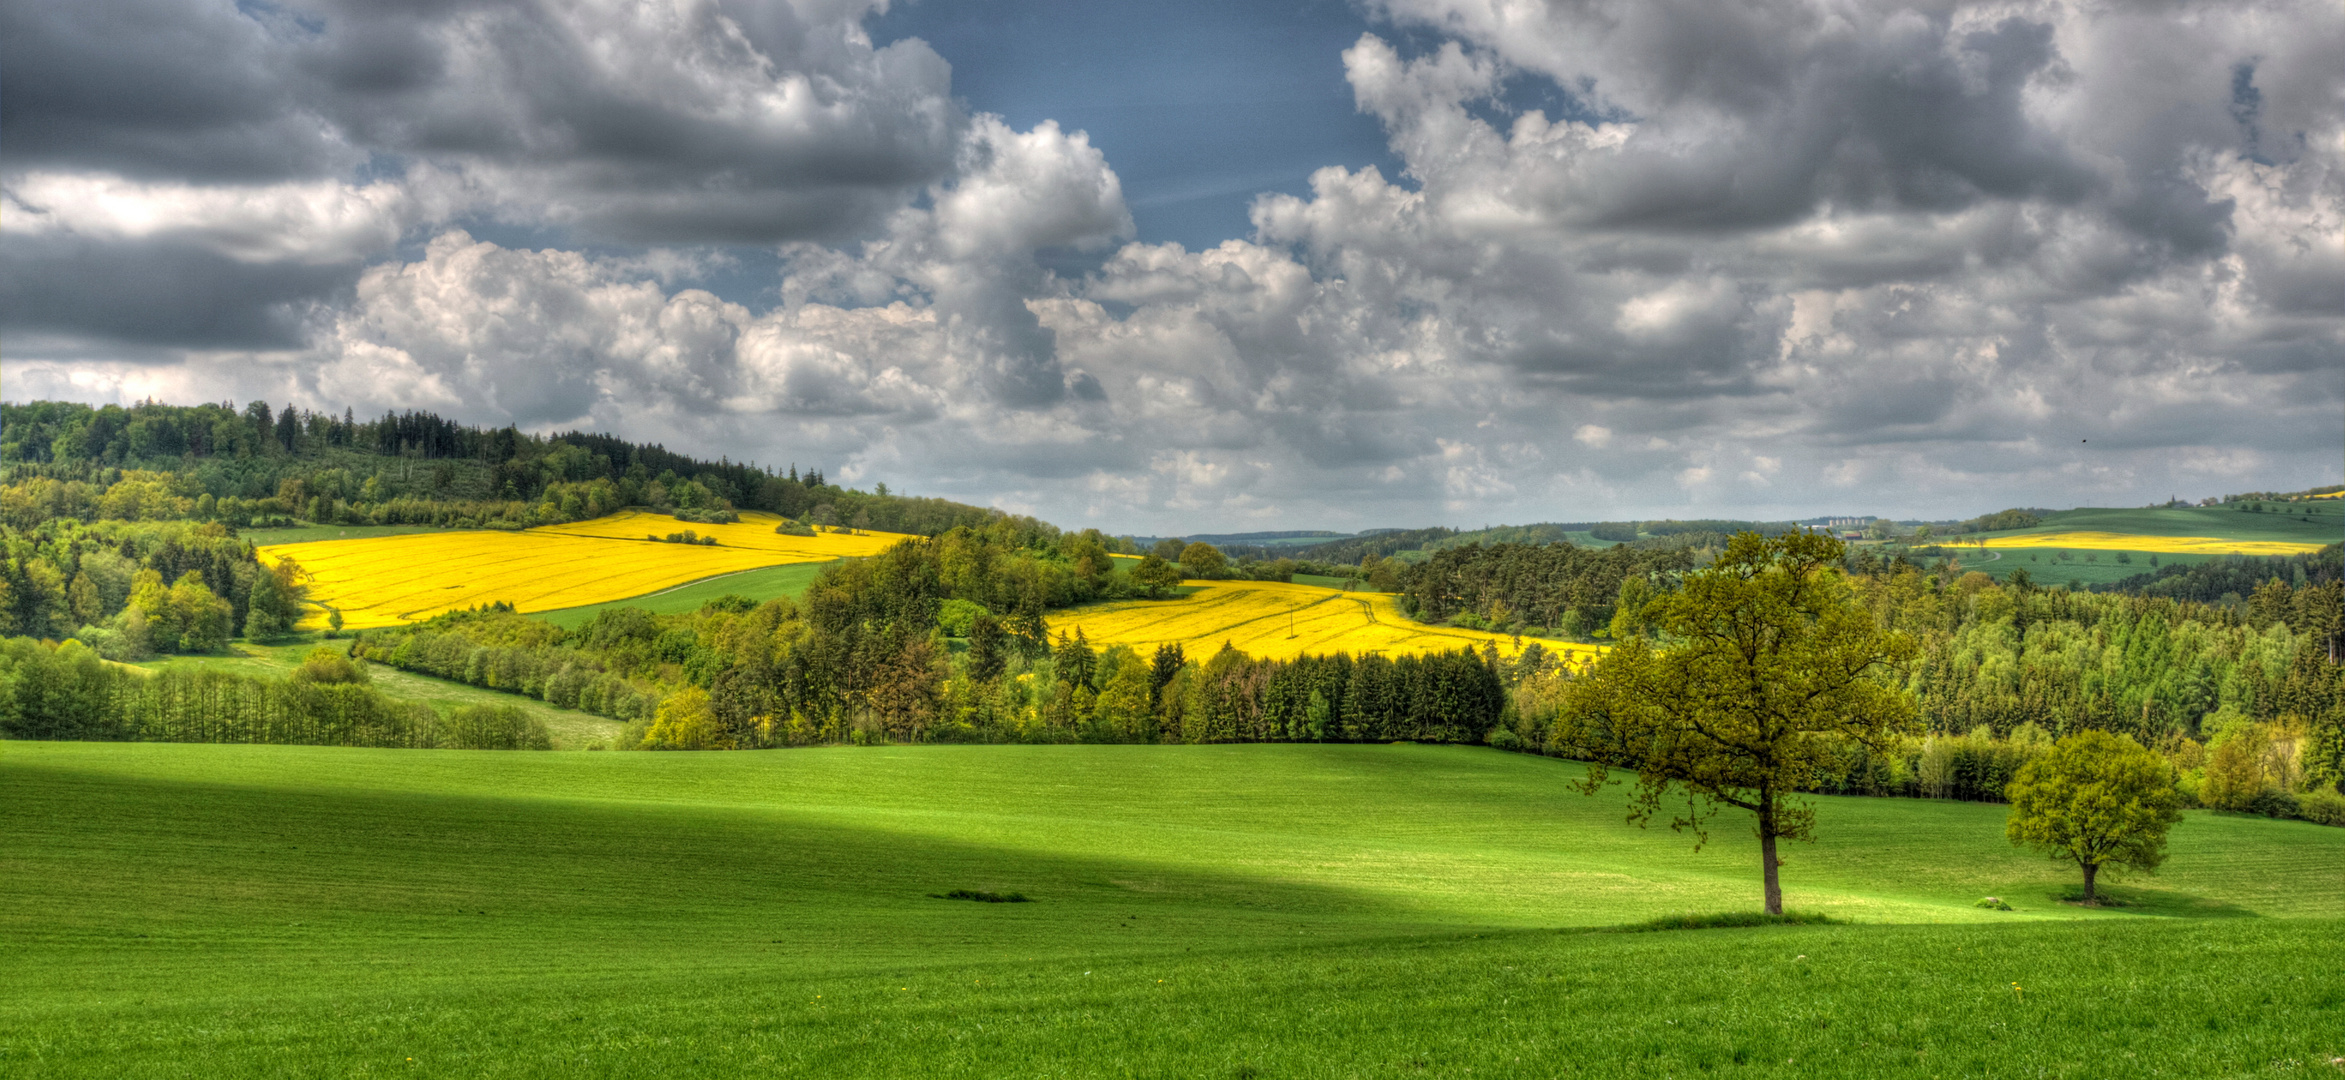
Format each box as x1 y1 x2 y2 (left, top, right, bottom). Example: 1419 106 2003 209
872 0 1403 251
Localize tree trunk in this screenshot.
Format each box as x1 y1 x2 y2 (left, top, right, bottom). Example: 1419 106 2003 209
2080 861 2098 905
1759 791 1783 915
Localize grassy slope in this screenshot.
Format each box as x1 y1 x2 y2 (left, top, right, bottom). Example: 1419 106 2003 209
136 638 621 749
3 742 2340 1077
535 561 831 629
1982 505 2345 545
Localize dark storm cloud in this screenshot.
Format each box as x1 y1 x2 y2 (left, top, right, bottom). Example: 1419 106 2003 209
0 233 344 349
0 0 346 181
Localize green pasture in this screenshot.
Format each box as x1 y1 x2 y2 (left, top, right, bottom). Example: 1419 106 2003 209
3 742 2339 1077
535 562 833 629
1985 504 2345 546
1952 547 2224 588
134 638 620 748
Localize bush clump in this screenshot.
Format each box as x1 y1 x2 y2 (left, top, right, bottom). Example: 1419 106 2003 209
2297 788 2345 827
440 704 553 750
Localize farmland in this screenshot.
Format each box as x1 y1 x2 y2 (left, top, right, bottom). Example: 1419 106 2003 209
4 741 2340 1077
259 511 910 630
535 562 831 629
1969 530 2328 557
1051 579 1605 663
1926 504 2344 586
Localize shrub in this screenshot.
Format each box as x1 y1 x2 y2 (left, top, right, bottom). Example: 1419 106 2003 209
439 704 552 750
938 598 990 638
2244 788 2301 820
2298 788 2345 827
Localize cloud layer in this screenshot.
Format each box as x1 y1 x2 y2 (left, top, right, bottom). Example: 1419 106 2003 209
6 0 2341 528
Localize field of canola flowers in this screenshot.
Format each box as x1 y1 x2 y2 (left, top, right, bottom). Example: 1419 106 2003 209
1048 579 1607 664
260 511 910 630
1967 530 2329 557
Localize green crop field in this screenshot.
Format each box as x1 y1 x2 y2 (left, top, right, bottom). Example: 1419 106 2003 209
535 561 833 629
1958 547 2223 588
4 742 2339 1077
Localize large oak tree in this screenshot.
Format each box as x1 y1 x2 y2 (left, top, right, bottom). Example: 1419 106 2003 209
1559 532 1917 914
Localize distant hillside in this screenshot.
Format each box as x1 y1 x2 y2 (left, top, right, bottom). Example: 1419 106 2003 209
0 399 1043 539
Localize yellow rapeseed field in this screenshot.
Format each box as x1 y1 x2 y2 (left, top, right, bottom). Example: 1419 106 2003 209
1968 531 2327 557
1047 579 1607 664
261 511 912 629
533 509 908 558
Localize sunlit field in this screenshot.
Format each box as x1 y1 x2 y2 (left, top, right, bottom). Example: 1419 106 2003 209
259 512 909 629
533 509 911 557
1969 530 2328 557
1052 579 1607 662
3 742 2338 1077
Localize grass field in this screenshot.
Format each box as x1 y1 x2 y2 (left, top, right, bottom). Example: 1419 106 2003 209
2 742 2339 1077
1050 579 1607 663
534 562 832 629
133 637 622 748
259 511 910 631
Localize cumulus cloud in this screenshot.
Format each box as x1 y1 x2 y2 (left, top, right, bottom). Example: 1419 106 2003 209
1 0 962 347
6 0 2342 529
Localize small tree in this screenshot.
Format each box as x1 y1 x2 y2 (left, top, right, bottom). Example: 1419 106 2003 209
1178 542 1226 580
1131 554 1183 598
1559 532 1917 914
2004 730 2183 905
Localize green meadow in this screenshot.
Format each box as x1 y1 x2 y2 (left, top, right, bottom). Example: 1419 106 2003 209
3 742 2339 1077
535 562 833 629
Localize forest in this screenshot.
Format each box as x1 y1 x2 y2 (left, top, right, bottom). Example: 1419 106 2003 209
0 399 1040 537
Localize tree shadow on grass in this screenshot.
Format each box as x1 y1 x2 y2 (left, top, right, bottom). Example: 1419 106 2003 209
2040 884 2260 919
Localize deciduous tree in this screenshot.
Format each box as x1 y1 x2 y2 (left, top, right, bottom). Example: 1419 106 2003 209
2004 730 2183 905
1558 532 1917 914
1178 542 1226 580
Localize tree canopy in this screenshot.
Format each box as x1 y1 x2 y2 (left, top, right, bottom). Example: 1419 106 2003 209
1558 532 1918 914
2004 730 2184 905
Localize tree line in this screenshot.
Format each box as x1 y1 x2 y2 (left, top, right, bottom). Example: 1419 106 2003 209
1 399 1046 539
1493 543 2345 826
0 517 307 652
0 639 549 749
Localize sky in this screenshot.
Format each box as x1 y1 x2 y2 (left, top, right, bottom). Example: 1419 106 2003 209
3 0 2341 533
